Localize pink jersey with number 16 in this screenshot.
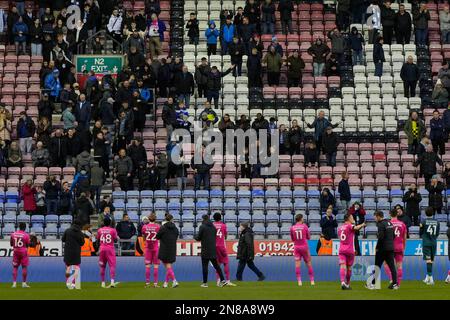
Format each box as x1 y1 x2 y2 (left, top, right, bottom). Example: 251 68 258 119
10 230 30 254
97 227 118 250
290 223 310 247
338 223 355 255
213 221 227 248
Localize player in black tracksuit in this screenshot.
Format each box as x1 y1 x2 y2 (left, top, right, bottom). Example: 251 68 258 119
372 211 398 289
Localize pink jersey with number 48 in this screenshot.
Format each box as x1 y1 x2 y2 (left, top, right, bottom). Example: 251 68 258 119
142 223 161 251
391 219 406 253
97 227 117 250
338 223 355 255
213 221 227 248
290 223 310 247
10 231 30 254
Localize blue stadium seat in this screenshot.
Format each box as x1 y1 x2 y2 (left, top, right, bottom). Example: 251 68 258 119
224 201 237 215
154 190 168 201
265 213 279 224
4 203 18 215
126 203 140 215
309 226 322 236
209 189 223 201
266 190 280 200
308 213 322 224
154 200 168 216
2 224 16 236
5 191 19 203
252 201 265 215
307 198 320 210
252 189 265 201
45 214 59 225
128 212 139 223
365 226 378 238
253 224 266 238
363 199 377 210
294 199 306 212
196 190 209 202
182 190 195 202
280 212 293 223
210 200 223 213
31 215 45 226
168 202 181 215
59 215 72 224
196 201 209 215
293 190 306 200
45 225 58 239
113 212 123 221
266 200 279 215
113 201 126 213
280 199 292 215
182 201 195 215
140 190 153 202
390 189 404 202
140 200 153 213
3 213 16 224
31 226 44 236
59 224 71 235
224 190 237 202
238 190 251 201
307 190 320 199
167 190 181 202
126 191 141 203
17 214 30 224
112 191 126 202
266 224 279 238
238 199 251 215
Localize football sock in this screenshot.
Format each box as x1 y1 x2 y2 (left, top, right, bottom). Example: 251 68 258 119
110 265 116 280
224 263 230 281
397 268 402 285
384 264 392 281
340 268 346 283
145 267 150 283
100 267 106 282
345 269 352 284
308 265 314 282
295 266 301 282
447 270 450 275
12 267 18 282
153 268 159 283
426 263 433 276
22 267 27 283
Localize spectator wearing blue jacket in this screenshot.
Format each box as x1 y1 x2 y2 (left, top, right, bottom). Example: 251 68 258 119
348 26 364 65
13 16 28 55
430 110 446 155
220 17 235 55
44 69 62 101
205 20 220 56
306 110 340 153
70 169 90 196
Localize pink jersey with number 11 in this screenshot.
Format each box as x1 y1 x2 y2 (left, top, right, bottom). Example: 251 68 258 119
338 223 355 255
290 223 310 246
213 221 227 248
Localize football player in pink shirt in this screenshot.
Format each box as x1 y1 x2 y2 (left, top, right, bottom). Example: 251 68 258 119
384 209 407 286
141 213 161 287
338 213 366 290
10 222 30 288
290 214 315 286
213 212 236 286
96 217 119 288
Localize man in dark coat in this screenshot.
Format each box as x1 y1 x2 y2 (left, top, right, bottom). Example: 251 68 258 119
195 58 211 98
400 56 420 98
322 127 339 167
156 214 180 288
415 145 443 185
381 1 396 45
426 176 445 214
74 94 91 131
49 129 67 167
402 183 422 226
194 215 227 287
206 66 234 108
73 193 94 226
37 93 55 122
236 222 265 281
395 4 412 44
62 220 85 289
247 48 262 87
174 65 195 108
116 213 137 252
320 208 338 239
127 138 147 176
286 50 305 87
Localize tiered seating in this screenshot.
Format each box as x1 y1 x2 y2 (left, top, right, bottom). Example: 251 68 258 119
111 189 449 240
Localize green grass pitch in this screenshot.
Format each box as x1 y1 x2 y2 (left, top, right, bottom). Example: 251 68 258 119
0 281 449 300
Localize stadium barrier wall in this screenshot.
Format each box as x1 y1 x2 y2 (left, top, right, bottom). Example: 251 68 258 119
0 239 448 257
0 256 448 283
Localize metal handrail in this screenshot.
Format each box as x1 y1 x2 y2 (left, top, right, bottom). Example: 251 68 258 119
76 29 124 55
